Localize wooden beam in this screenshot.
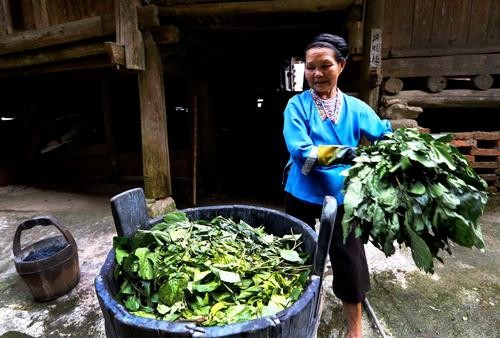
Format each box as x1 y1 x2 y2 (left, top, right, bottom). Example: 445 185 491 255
116 0 145 70
0 14 115 56
390 46 500 58
137 4 160 29
152 25 180 45
382 54 500 78
104 42 125 66
383 77 403 94
0 42 108 70
386 89 500 108
138 30 172 199
0 59 113 77
158 0 354 16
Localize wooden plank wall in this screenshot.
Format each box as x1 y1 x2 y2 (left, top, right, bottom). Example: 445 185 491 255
383 0 500 58
15 0 114 31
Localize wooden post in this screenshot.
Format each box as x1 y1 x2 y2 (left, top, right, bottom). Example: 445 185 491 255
191 81 198 206
116 0 145 70
101 71 119 178
346 1 364 56
0 0 13 35
359 0 385 110
138 29 172 199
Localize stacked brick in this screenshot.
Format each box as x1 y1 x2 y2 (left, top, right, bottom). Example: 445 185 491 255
451 131 500 193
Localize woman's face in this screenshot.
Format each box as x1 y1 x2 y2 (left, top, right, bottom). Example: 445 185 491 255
305 47 346 99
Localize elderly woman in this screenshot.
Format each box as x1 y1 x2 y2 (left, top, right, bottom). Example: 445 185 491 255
282 33 392 338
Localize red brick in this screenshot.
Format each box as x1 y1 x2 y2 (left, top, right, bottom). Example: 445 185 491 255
473 131 500 141
452 132 475 140
451 139 477 147
470 162 498 169
463 155 475 163
471 148 500 156
479 173 497 182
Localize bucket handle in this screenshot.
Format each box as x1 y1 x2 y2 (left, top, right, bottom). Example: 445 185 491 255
313 196 337 278
12 216 75 258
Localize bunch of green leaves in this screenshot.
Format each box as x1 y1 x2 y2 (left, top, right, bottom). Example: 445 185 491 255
113 211 311 326
342 128 488 273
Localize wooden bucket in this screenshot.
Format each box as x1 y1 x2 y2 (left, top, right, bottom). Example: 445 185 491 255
13 216 80 302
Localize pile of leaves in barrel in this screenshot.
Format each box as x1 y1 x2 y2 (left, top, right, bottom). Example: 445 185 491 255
112 211 311 325
342 128 488 274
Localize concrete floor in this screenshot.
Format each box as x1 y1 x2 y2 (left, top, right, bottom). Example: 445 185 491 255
0 183 498 338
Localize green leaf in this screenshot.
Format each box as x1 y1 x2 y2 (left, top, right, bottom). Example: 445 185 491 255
405 224 434 273
410 182 426 195
164 211 188 224
115 247 129 265
159 277 187 306
124 295 140 311
192 280 220 293
279 249 303 263
193 269 212 282
135 247 155 280
262 300 284 317
209 301 227 317
213 268 241 283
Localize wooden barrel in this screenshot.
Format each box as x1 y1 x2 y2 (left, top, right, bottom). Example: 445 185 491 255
95 189 336 338
13 216 80 302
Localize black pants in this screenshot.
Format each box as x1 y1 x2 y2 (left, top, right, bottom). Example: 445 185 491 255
285 193 370 303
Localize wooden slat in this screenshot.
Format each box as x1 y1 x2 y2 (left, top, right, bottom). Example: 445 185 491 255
468 0 490 45
382 53 500 78
157 0 354 16
487 0 500 46
390 0 414 50
429 0 451 48
0 42 107 70
381 0 394 57
0 14 115 56
448 0 470 46
20 0 36 30
411 0 434 49
386 88 500 108
32 0 50 29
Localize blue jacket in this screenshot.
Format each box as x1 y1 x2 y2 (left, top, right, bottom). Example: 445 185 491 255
283 90 392 205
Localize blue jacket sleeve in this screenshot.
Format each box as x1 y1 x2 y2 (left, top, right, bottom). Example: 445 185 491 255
358 100 392 142
282 95 317 167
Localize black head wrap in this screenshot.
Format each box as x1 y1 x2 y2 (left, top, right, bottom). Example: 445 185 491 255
305 33 349 62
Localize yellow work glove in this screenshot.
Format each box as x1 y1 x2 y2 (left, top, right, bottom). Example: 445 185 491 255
317 145 356 166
